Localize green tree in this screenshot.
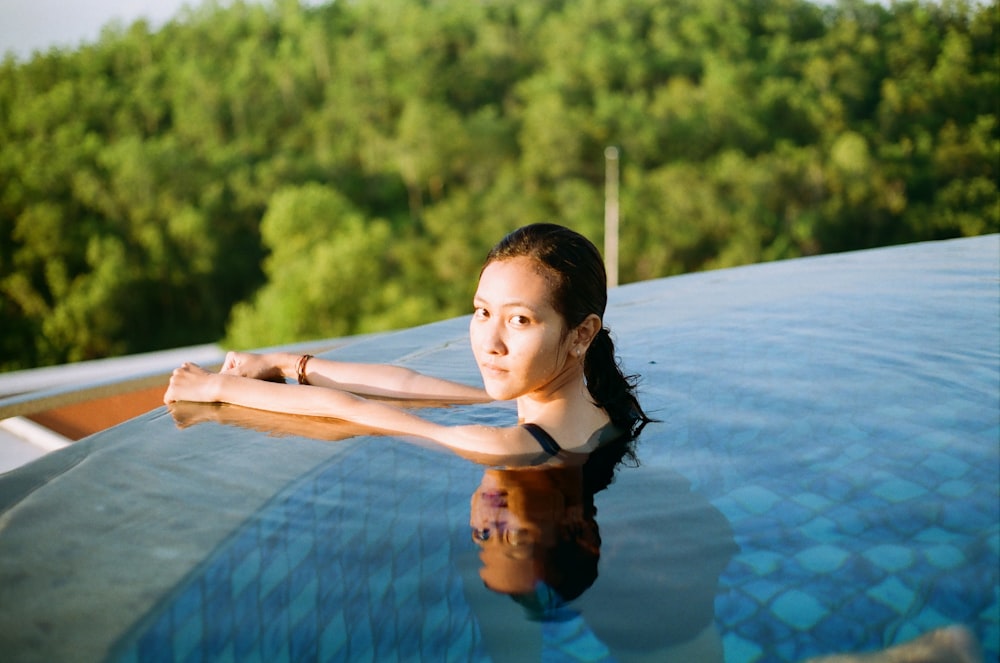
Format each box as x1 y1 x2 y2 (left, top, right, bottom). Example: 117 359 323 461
225 183 395 348
0 0 995 370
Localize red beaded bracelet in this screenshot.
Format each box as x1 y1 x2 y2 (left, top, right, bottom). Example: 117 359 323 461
296 354 313 385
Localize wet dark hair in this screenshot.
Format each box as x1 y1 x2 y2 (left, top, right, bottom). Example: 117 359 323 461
484 223 653 439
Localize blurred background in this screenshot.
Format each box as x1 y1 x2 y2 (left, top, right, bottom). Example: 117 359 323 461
1 0 997 373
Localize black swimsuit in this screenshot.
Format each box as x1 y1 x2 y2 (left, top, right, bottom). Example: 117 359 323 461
522 423 563 456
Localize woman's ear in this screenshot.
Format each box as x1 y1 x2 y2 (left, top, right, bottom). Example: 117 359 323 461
572 314 603 355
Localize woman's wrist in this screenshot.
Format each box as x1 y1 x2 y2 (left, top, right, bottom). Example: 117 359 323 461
210 372 232 403
275 352 315 383
263 353 300 380
295 354 313 385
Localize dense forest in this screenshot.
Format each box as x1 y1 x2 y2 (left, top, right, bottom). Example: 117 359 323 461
0 0 996 371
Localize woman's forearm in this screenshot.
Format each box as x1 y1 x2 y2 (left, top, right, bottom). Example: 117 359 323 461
244 381 538 458
261 352 489 402
214 373 363 418
214 375 452 441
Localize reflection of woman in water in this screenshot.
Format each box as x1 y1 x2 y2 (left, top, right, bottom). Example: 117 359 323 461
165 223 653 461
465 442 982 663
468 436 739 662
470 429 638 610
471 463 602 609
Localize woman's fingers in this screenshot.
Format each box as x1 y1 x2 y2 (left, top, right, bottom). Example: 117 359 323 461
220 351 242 375
220 351 266 378
164 362 210 403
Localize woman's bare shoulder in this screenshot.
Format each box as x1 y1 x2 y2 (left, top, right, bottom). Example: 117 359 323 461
436 423 556 463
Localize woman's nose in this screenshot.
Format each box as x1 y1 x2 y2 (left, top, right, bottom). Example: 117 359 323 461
478 321 506 355
484 337 502 356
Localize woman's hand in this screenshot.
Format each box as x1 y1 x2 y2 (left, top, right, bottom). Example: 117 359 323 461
164 362 222 404
166 400 224 428
219 351 285 381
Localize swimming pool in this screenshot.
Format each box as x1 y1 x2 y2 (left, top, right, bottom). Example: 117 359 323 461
0 235 996 662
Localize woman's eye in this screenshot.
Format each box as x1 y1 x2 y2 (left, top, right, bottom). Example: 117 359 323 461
509 315 530 326
473 307 489 320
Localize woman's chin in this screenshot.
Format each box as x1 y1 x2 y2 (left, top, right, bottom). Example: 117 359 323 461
483 383 517 402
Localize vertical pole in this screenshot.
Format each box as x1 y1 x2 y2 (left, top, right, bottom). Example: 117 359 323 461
604 146 620 288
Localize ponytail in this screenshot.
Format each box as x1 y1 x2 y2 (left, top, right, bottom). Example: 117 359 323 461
584 327 653 442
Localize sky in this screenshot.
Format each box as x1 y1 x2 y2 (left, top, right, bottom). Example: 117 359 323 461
0 0 941 62
2 0 206 61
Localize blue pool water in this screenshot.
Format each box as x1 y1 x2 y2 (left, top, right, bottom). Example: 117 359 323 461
117 235 997 662
1 235 997 662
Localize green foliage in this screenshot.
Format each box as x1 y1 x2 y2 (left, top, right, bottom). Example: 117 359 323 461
225 183 398 348
0 0 996 369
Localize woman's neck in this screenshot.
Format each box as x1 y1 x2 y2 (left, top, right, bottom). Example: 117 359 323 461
515 374 610 450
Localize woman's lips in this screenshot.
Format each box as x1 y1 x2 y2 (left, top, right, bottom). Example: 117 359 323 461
480 363 507 377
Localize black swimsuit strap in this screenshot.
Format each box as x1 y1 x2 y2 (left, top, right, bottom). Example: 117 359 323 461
521 423 563 456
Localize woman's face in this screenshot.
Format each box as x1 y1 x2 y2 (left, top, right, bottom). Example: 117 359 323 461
470 470 556 594
469 471 534 548
470 257 576 402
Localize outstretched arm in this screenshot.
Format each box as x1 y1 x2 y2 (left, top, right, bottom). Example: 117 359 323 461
220 351 490 402
164 363 543 460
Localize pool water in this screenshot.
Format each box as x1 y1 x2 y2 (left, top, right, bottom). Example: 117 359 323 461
110 430 741 662
637 237 1000 661
123 236 997 661
2 236 997 662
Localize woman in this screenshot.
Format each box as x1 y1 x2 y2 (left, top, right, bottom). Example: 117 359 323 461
165 223 652 460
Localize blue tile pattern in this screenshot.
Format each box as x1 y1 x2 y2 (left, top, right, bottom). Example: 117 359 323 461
630 242 1000 661
113 442 488 663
